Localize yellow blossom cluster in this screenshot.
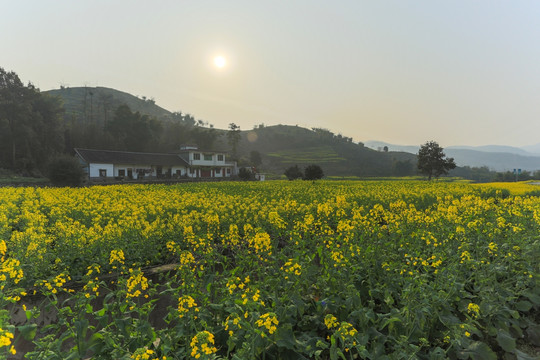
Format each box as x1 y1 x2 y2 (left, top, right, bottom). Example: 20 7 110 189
35 272 71 295
190 331 217 359
0 328 14 348
247 232 273 261
131 348 166 360
467 303 480 318
125 269 149 298
324 314 339 329
0 240 23 290
226 276 249 295
335 321 359 349
255 312 278 336
110 249 125 269
178 295 199 318
281 259 302 279
224 313 242 336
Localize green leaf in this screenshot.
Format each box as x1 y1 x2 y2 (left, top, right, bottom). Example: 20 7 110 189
514 349 540 360
429 347 448 360
75 319 89 341
458 341 497 360
379 316 401 330
18 323 37 341
515 300 533 312
523 291 540 306
439 313 460 327
496 330 516 353
330 335 338 360
526 324 540 346
275 326 296 350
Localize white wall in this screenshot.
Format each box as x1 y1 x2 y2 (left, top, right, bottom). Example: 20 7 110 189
171 166 187 176
190 152 226 166
89 163 114 178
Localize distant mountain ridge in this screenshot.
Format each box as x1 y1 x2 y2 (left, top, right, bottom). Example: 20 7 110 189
447 145 533 156
365 141 540 172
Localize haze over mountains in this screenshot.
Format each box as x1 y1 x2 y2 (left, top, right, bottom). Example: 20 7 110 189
365 141 540 172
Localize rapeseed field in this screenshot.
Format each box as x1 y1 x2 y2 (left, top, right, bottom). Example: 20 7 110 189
0 181 539 359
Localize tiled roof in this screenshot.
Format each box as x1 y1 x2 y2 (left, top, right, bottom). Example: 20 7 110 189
75 148 190 166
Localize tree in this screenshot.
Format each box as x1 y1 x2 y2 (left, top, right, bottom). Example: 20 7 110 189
227 123 242 159
105 105 162 152
191 126 219 150
47 155 86 187
284 165 303 180
303 164 324 180
238 167 255 181
250 150 262 168
417 141 456 180
392 159 414 176
0 67 65 174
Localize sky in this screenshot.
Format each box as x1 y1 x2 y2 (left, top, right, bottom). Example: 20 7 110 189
2 1 540 147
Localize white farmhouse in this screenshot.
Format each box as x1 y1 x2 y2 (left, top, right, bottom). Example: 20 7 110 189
75 147 237 181
177 145 236 178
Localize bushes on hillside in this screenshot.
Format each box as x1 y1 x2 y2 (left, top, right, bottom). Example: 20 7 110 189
284 165 303 180
47 155 86 187
304 164 324 180
284 164 324 180
238 167 256 181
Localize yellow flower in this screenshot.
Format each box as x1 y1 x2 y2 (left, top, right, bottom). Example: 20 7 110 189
467 302 480 317
125 269 149 298
0 329 14 347
256 312 279 335
324 314 339 329
178 295 199 318
109 249 125 265
190 331 217 358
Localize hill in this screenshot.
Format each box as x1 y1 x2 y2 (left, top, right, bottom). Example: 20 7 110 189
235 126 417 177
45 86 175 124
445 149 540 172
447 145 532 156
521 142 540 155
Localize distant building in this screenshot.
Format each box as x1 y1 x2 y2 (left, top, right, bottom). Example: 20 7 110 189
75 147 237 181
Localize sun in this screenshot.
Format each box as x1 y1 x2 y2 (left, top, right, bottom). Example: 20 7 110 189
213 55 227 68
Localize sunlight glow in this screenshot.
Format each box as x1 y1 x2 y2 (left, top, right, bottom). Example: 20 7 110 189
213 55 226 68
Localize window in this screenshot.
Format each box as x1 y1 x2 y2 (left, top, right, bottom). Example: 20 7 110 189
226 168 231 174
118 169 126 177
204 154 213 161
99 169 107 177
215 168 221 174
217 154 224 161
193 153 201 160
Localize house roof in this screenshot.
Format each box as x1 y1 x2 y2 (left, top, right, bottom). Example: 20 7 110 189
176 149 228 154
75 148 190 167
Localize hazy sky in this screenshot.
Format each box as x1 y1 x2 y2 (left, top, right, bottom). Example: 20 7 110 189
3 1 540 147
